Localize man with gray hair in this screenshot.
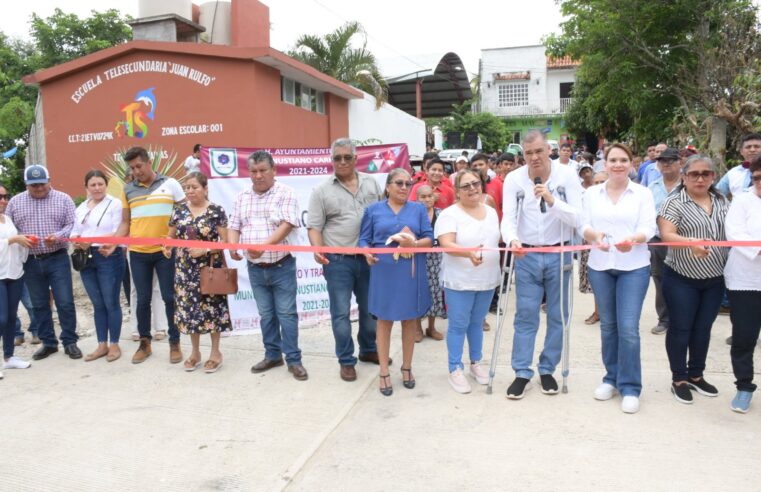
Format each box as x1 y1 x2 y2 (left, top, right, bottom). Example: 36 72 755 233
307 138 385 382
229 151 307 381
501 130 583 399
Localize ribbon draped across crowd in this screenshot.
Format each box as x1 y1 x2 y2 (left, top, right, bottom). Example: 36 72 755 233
3 133 761 418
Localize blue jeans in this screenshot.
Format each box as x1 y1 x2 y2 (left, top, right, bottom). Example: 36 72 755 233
323 254 376 365
14 283 36 338
247 255 301 365
1 278 23 358
80 248 125 343
23 250 78 347
512 251 571 379
445 288 494 372
129 251 179 343
588 266 650 397
662 266 724 382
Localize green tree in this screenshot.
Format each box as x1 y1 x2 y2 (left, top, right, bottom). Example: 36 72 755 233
441 100 508 152
28 8 132 69
546 0 761 163
290 21 388 108
0 9 132 192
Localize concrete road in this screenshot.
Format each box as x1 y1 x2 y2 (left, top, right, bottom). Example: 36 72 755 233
2 278 759 491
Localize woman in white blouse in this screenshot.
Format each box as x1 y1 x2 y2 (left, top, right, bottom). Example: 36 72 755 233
0 183 33 378
725 156 761 414
70 170 125 362
581 143 657 414
436 169 501 394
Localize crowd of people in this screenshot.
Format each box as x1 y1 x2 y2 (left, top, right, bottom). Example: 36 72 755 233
1 133 760 416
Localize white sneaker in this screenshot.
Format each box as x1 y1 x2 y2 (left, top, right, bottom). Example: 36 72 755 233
131 331 140 341
448 368 472 394
4 356 31 369
621 395 640 414
0 369 3 379
469 362 489 385
594 383 617 401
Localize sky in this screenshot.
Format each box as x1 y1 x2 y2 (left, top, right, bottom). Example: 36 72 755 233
0 0 565 78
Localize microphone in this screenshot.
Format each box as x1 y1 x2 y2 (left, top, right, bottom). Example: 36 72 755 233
534 176 546 213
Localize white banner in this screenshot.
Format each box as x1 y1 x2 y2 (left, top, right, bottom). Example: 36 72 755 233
204 144 409 335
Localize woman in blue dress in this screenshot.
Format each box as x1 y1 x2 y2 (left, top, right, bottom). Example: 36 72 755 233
359 168 433 396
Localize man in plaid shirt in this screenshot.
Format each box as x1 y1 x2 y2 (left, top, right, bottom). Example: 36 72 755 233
6 165 81 360
229 151 307 381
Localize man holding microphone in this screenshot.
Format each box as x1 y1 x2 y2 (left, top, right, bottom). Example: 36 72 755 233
501 130 583 399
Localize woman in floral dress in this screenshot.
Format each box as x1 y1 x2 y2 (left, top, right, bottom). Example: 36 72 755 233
166 172 232 373
415 184 446 342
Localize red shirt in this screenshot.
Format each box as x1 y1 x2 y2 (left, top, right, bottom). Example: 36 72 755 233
409 181 455 209
485 177 503 222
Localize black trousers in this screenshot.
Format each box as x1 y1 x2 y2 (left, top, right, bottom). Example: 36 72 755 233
728 290 761 392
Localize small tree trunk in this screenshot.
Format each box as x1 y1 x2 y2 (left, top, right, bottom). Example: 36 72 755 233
709 117 728 174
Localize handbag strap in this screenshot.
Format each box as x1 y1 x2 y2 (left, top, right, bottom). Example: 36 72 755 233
208 249 229 268
95 198 113 227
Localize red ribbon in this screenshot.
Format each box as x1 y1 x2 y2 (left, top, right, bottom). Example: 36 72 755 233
67 236 761 255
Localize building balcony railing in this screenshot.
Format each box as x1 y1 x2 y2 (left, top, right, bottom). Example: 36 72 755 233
487 97 574 117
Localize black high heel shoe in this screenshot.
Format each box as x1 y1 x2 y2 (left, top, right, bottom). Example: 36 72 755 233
379 374 393 396
401 367 416 389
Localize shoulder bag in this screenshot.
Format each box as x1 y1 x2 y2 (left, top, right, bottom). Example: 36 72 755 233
200 251 238 295
71 199 112 272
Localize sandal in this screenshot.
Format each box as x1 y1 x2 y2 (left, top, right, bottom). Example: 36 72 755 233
401 367 416 389
184 356 201 372
204 358 223 374
584 312 600 325
379 374 393 396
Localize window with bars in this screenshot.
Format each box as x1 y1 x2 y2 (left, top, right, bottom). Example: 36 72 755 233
498 82 529 107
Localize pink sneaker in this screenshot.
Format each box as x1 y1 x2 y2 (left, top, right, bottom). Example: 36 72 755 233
469 362 489 385
448 368 472 394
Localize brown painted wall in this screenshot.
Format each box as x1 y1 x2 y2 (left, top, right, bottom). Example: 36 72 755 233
39 50 346 196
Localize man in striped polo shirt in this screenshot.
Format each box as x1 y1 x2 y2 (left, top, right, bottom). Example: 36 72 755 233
113 146 185 364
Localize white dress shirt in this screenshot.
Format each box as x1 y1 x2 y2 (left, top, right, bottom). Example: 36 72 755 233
0 214 28 280
501 161 584 246
71 195 123 246
581 180 657 271
724 190 761 291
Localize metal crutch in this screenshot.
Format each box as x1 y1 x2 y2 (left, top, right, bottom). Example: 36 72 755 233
487 191 524 394
557 186 575 393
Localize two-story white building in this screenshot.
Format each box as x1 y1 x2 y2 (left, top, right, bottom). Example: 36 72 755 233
478 44 578 145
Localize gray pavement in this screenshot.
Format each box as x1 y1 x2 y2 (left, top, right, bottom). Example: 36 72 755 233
2 276 760 491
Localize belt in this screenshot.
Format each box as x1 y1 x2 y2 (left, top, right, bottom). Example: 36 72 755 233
521 241 568 249
252 254 292 269
328 253 362 258
30 249 66 260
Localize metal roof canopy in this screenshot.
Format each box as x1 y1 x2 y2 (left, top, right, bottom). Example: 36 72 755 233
386 52 472 118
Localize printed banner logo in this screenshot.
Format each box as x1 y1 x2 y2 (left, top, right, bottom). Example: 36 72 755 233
115 87 156 138
209 148 238 177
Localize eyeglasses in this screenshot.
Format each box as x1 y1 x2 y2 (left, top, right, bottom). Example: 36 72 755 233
752 174 761 183
391 180 414 188
684 170 715 181
458 181 481 191
332 154 354 163
0 194 10 200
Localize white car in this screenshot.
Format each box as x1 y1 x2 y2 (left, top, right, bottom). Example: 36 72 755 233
437 149 478 162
